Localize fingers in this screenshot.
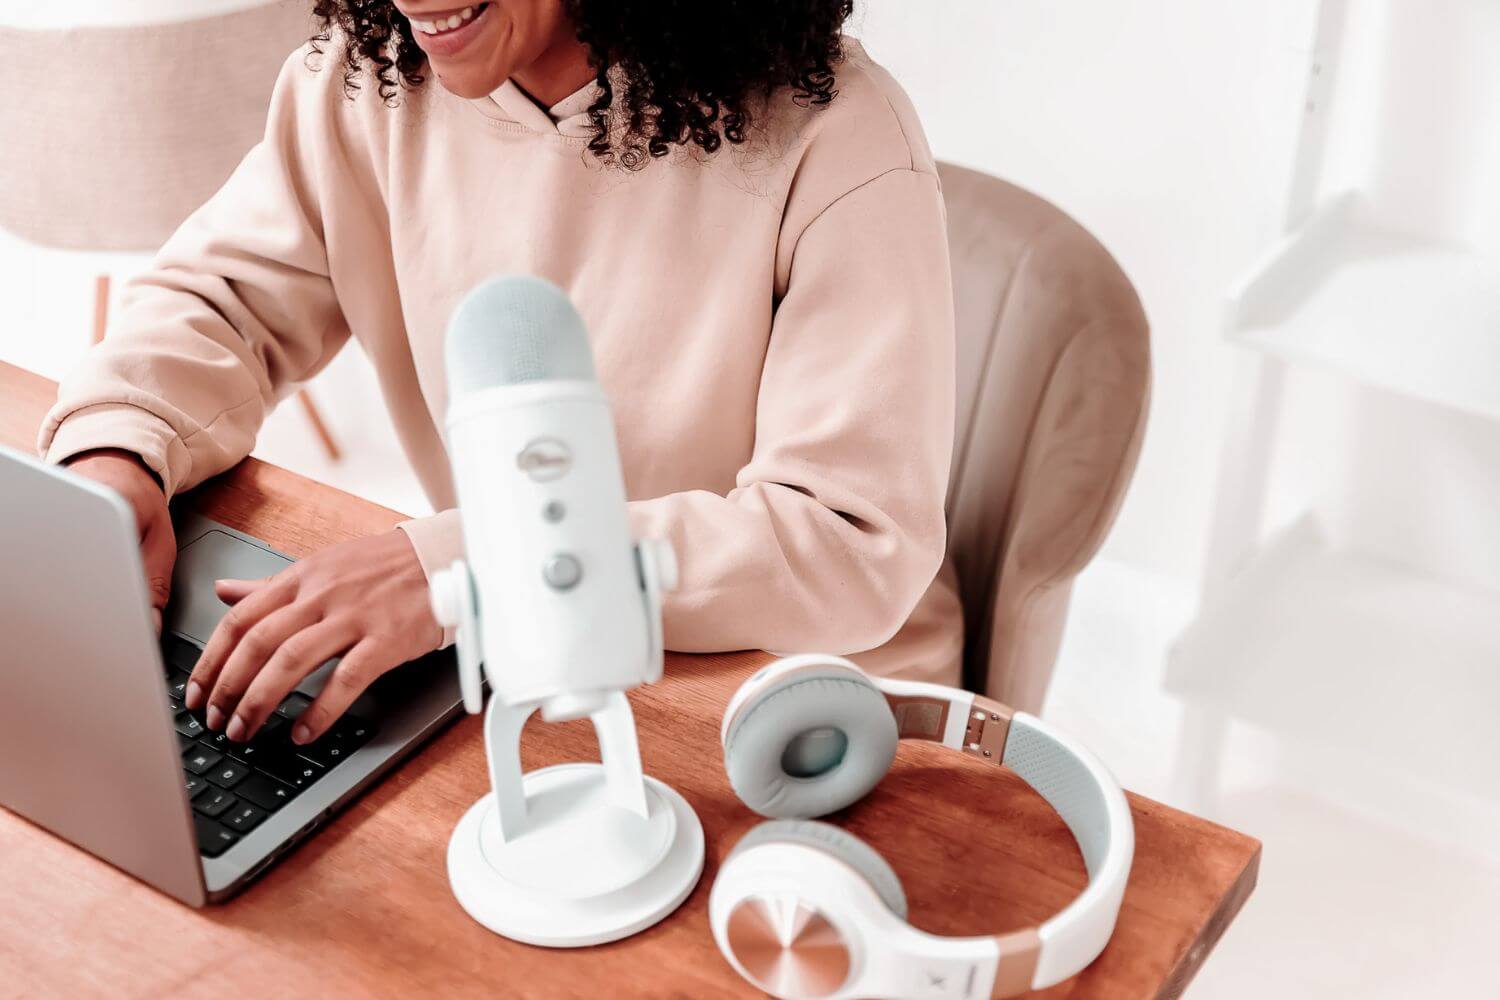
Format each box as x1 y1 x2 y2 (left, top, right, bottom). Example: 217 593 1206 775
139 515 176 635
215 577 269 605
295 640 390 744
230 620 355 742
184 575 294 711
207 602 321 738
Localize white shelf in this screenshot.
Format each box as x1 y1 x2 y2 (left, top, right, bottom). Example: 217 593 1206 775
1226 193 1500 422
1166 516 1500 841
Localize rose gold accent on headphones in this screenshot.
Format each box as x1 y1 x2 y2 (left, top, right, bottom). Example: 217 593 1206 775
990 928 1042 997
963 695 1013 766
726 896 852 998
884 693 951 741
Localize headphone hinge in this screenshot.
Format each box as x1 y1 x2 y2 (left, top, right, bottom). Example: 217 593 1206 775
962 696 1014 765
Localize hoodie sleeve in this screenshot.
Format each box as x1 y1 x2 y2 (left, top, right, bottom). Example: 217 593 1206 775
628 167 956 654
38 51 351 497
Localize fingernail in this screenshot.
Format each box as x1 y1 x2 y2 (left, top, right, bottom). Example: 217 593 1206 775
292 724 311 745
184 681 203 709
205 704 225 731
226 716 247 742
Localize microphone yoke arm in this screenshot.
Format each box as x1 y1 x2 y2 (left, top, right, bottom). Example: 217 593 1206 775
429 536 678 840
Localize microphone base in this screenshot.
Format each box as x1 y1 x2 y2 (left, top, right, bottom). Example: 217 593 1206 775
447 762 704 947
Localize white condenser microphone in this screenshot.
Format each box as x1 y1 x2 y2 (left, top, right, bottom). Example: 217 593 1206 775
433 274 675 722
430 276 701 950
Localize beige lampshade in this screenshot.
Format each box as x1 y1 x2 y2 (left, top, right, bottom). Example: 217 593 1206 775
0 1 315 252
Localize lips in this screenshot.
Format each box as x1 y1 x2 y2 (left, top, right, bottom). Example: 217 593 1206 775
404 2 494 57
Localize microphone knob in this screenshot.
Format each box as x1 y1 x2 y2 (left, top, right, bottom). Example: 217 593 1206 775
542 552 583 591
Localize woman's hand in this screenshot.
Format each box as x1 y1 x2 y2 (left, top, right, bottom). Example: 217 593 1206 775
66 449 174 632
182 529 442 746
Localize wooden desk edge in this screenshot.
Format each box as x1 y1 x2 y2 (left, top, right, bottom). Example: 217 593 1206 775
1160 841 1261 999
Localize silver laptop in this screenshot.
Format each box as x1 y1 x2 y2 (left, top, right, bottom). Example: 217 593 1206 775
0 445 462 904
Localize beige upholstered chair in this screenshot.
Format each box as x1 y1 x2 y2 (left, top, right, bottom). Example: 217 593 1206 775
937 162 1151 713
0 2 340 459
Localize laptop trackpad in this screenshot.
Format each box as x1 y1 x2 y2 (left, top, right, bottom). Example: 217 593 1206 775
169 529 293 645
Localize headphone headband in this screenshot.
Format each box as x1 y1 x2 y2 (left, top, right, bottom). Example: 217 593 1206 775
714 656 1134 997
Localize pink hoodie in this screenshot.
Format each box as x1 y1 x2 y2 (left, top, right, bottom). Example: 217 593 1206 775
40 40 962 684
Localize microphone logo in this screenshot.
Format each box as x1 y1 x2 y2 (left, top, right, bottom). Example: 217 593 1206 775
516 437 573 482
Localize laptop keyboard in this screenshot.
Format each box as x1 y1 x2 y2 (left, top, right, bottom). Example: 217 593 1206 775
161 635 376 858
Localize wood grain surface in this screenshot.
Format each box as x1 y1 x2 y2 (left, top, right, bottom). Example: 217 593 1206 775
0 360 1259 999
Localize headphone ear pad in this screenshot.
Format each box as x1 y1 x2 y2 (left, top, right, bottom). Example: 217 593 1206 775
730 820 908 919
724 674 898 819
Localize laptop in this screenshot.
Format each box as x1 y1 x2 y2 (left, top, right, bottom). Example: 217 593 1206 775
0 444 463 905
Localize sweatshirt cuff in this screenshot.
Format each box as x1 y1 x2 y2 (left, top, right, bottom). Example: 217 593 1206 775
395 508 466 649
40 402 191 497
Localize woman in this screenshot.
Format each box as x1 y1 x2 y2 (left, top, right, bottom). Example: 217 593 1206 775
45 0 960 748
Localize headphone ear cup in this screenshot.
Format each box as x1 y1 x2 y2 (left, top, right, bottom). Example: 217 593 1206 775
723 673 898 819
729 820 908 919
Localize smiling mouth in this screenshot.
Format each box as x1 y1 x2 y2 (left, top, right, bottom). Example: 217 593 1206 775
408 3 489 36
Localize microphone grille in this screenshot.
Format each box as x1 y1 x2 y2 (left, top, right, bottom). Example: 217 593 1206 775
445 275 596 396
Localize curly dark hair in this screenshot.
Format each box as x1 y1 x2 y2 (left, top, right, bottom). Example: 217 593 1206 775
310 1 855 168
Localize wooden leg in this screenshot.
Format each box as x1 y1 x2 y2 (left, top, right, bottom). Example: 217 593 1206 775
92 274 111 344
296 389 342 462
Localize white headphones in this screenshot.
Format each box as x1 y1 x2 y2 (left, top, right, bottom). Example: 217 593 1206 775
710 654 1134 999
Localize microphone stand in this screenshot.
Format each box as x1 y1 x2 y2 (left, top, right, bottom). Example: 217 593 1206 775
430 538 705 947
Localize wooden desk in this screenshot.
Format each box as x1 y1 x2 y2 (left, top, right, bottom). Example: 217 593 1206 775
0 361 1259 998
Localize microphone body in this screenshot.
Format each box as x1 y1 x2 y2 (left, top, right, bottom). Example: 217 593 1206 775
445 379 649 712
433 274 669 723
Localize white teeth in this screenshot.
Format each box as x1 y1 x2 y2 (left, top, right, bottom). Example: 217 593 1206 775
415 7 478 35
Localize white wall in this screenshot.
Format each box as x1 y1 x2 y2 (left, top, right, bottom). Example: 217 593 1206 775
851 0 1318 583
853 0 1500 594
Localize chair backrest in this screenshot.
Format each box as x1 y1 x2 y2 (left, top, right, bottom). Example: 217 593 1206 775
0 1 311 252
937 162 1150 712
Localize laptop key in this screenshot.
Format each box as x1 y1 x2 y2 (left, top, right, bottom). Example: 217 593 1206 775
299 716 377 768
226 739 273 765
223 802 268 833
174 711 207 739
193 789 237 818
177 732 197 751
184 773 208 798
193 815 239 858
182 746 222 775
260 752 324 789
206 760 250 790
274 692 314 721
163 636 202 673
165 671 192 702
236 773 298 812
339 717 376 747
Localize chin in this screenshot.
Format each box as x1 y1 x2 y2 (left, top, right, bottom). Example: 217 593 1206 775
431 64 509 100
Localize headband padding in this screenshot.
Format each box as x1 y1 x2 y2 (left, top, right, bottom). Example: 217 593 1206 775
731 820 908 918
1005 717 1111 876
724 675 898 819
